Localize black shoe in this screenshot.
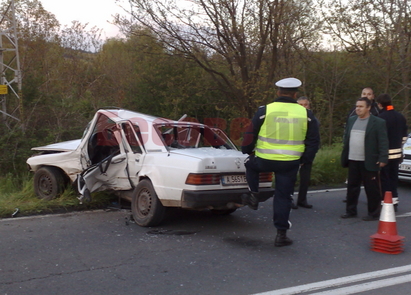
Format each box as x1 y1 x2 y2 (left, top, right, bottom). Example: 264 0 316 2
341 213 357 219
362 215 379 221
291 202 298 209
275 230 293 247
241 193 258 210
298 202 313 209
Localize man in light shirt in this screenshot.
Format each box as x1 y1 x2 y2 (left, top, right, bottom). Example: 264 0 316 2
340 97 389 221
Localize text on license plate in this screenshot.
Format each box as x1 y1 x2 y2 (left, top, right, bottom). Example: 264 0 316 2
222 175 247 185
399 164 411 171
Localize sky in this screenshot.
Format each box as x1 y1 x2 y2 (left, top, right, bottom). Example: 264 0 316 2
40 0 126 39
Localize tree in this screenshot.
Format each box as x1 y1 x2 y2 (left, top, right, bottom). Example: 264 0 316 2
115 0 321 117
0 0 105 173
320 0 411 118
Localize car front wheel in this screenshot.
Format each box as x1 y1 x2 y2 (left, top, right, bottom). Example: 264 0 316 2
132 179 166 227
33 166 66 200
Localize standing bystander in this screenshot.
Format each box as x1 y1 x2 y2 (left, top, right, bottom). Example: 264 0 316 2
343 87 381 203
291 96 320 209
241 78 320 247
347 87 381 117
341 97 389 221
376 94 408 211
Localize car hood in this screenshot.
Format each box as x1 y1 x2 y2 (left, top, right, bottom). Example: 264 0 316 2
31 139 82 152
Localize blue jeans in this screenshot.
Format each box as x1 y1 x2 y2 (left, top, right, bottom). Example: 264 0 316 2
245 155 300 230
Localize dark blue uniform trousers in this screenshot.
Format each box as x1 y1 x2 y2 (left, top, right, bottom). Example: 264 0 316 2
380 158 401 201
245 155 300 230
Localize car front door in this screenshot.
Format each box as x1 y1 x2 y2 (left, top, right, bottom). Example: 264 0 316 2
77 115 132 201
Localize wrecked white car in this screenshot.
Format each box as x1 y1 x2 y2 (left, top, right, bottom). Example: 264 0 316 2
27 108 274 226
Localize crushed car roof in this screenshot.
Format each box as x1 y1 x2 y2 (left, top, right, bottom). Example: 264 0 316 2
99 109 205 127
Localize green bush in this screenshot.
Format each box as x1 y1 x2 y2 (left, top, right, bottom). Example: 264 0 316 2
310 143 347 187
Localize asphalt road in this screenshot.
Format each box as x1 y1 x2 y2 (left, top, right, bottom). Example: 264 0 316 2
2 182 411 295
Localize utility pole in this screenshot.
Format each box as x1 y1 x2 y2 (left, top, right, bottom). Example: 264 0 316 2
0 0 22 131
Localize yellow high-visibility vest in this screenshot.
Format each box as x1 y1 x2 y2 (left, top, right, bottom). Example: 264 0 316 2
255 102 307 161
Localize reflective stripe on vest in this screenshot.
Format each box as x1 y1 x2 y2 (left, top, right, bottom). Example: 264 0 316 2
388 148 402 159
255 102 307 161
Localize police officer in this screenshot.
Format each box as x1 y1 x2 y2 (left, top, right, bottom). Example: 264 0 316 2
241 78 320 247
376 94 408 211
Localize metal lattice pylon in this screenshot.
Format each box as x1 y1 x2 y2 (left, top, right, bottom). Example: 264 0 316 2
0 0 22 129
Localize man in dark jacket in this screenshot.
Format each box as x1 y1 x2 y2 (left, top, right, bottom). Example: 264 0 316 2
342 87 381 204
292 96 320 209
241 77 320 247
341 97 389 221
376 94 408 211
347 87 381 117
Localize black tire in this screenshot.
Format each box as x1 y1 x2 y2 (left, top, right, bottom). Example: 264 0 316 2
131 179 166 227
210 208 237 215
33 166 66 200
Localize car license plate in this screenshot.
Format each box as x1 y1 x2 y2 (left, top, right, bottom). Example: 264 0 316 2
399 164 411 171
222 175 247 185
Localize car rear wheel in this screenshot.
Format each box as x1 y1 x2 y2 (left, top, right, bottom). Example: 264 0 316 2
132 179 166 227
34 166 66 200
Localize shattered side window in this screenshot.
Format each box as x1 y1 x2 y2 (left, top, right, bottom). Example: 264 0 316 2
122 123 143 154
155 124 236 150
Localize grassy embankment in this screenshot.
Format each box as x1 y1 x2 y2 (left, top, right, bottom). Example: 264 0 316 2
0 144 346 219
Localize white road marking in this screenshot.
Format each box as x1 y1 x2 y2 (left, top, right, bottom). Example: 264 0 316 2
305 187 411 219
396 212 411 218
252 264 411 295
311 274 411 295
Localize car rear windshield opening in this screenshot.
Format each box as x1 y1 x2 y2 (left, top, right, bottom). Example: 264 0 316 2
155 124 236 150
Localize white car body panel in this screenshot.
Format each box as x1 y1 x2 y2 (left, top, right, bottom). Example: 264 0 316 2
27 149 83 182
139 149 251 202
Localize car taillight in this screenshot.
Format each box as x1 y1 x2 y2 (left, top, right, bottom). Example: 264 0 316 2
186 173 221 185
259 172 273 183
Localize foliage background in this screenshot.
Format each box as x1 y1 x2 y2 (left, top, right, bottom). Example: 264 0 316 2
0 0 409 180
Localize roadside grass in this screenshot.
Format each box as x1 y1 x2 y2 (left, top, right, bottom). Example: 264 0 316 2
0 144 347 219
309 143 347 187
0 173 116 219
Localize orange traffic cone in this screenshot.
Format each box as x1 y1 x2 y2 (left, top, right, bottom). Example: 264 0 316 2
370 191 404 254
